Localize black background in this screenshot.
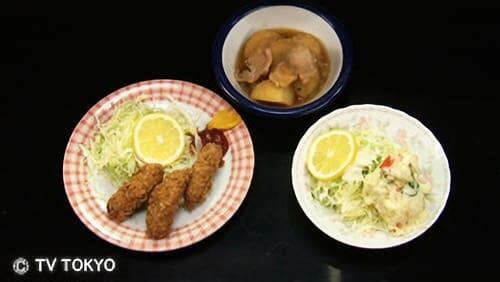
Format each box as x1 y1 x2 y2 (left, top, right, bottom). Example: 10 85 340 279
2 1 499 281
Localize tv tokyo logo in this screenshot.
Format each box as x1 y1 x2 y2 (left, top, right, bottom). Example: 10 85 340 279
12 257 116 275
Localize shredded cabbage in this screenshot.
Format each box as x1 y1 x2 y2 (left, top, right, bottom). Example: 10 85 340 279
352 130 396 158
80 98 198 186
311 179 387 233
310 130 399 234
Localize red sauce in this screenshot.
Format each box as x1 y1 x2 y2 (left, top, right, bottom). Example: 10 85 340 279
198 128 229 155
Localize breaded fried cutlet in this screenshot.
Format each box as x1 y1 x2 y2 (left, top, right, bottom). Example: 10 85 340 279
107 164 164 222
146 169 192 239
185 143 223 210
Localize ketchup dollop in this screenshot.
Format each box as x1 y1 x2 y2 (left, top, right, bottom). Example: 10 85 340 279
198 128 229 155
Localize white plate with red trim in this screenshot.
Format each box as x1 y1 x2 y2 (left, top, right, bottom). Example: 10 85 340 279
63 80 255 252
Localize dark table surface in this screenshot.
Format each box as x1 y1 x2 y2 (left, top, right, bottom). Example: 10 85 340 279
2 1 499 281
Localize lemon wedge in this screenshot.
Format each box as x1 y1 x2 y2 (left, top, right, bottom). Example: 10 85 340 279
208 109 242 130
133 113 185 166
307 130 356 180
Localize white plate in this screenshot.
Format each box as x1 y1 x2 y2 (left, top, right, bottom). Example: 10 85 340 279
291 104 450 248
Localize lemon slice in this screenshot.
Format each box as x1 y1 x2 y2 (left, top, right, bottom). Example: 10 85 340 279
307 130 356 180
133 113 185 166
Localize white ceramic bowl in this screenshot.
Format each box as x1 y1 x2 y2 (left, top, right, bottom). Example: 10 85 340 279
213 3 353 118
291 104 451 248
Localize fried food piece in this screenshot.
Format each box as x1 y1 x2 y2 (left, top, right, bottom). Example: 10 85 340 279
185 143 223 210
146 169 192 239
107 164 164 222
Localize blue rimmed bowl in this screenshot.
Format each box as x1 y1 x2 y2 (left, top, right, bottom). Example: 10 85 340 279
212 2 353 118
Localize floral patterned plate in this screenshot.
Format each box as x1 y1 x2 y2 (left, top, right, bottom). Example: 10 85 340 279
291 104 450 248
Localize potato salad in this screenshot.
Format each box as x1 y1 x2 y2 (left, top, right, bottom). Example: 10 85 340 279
309 130 431 236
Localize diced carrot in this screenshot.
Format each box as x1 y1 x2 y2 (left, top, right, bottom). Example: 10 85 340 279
381 156 393 168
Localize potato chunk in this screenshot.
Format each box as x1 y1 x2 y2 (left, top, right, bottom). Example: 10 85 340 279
243 30 282 58
292 33 323 58
250 80 295 106
269 38 296 65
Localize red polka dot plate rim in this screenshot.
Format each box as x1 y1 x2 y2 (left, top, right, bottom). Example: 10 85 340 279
63 80 255 252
